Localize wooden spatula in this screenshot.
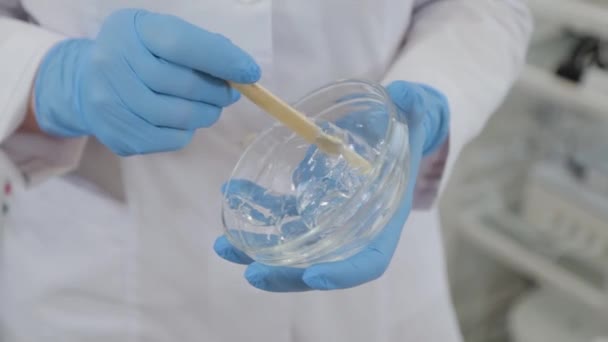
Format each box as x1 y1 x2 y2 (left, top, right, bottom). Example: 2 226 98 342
229 82 372 173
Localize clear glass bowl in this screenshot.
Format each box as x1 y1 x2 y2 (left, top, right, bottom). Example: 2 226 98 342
221 79 410 267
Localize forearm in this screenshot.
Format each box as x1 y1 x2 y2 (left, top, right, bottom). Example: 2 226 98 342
386 0 532 128
20 88 44 134
0 16 87 186
2 1 40 134
384 0 532 193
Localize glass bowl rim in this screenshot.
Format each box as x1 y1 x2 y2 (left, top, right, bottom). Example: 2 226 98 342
221 78 399 261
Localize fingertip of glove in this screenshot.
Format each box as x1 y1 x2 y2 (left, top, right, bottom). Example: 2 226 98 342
302 270 333 290
229 88 241 103
227 56 262 84
235 60 261 84
385 81 417 115
386 80 409 91
385 80 410 100
213 236 231 257
245 263 269 288
213 236 252 264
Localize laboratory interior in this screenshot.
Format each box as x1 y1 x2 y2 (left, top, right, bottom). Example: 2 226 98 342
441 0 608 341
0 0 607 341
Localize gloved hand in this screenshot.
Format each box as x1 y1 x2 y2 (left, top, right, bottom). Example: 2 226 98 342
214 80 449 292
34 9 260 156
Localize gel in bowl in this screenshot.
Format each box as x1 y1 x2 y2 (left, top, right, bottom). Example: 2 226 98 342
221 79 410 267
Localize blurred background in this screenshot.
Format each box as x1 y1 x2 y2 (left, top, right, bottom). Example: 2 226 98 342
441 0 608 341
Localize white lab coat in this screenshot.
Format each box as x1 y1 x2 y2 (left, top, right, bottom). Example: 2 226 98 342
0 1 532 341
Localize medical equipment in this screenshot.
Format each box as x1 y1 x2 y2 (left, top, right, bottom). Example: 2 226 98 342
221 79 411 267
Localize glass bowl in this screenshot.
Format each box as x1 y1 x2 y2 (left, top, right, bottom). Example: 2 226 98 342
221 79 410 267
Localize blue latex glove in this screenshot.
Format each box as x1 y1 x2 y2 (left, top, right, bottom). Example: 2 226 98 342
214 80 449 292
34 9 260 156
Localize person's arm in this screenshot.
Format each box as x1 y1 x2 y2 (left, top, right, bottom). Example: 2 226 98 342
20 89 42 134
0 0 25 19
0 4 84 187
384 0 533 205
213 0 533 292
3 8 260 187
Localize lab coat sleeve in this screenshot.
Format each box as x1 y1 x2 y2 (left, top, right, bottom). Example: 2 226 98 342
383 0 532 208
0 14 86 188
0 0 25 18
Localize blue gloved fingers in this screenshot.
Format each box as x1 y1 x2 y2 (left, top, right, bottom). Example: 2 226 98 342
418 85 450 156
302 251 387 290
222 179 299 218
137 94 222 130
133 10 260 83
213 235 255 265
386 81 427 129
301 192 412 290
109 73 223 130
216 233 312 292
85 49 225 131
95 111 194 156
133 55 240 106
35 9 253 154
403 106 428 173
386 81 449 156
244 263 310 292
34 39 94 137
300 117 427 291
214 231 282 265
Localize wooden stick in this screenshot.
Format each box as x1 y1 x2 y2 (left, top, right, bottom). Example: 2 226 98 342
229 82 372 172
